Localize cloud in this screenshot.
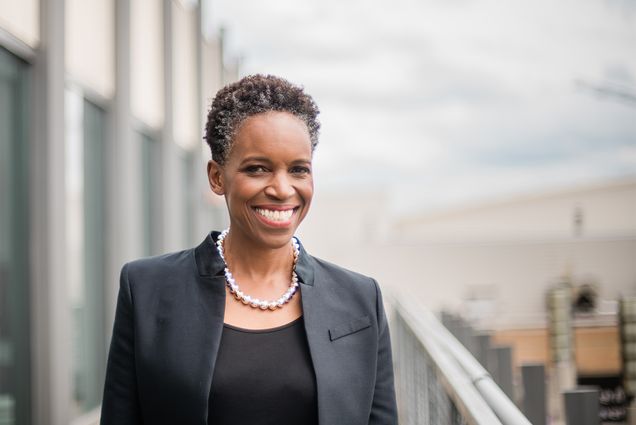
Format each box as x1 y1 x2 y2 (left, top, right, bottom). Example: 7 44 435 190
207 0 636 213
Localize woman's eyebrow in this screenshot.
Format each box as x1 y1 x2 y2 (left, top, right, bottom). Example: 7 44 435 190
239 156 272 165
289 159 312 165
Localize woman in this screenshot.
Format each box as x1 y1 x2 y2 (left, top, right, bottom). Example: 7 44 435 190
101 75 398 425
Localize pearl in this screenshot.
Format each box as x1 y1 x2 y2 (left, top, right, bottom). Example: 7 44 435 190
216 228 300 311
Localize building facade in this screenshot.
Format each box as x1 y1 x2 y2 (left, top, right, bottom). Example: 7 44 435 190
0 1 234 424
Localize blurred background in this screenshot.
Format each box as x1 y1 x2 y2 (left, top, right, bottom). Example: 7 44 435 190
0 0 634 424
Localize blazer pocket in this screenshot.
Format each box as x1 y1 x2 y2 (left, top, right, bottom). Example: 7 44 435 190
329 315 372 341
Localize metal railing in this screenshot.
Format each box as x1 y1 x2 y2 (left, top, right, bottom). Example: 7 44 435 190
391 296 532 425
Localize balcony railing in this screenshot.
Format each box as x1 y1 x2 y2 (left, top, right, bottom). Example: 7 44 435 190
391 296 532 425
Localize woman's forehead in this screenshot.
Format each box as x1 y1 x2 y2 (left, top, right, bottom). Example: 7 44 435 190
238 111 309 136
230 112 312 157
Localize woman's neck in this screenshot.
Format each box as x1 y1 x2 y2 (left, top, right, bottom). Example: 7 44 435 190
221 229 294 282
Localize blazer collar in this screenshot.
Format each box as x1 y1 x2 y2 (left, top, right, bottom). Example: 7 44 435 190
194 232 225 277
194 231 315 286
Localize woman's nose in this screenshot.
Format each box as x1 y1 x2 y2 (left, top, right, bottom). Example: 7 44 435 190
264 173 295 200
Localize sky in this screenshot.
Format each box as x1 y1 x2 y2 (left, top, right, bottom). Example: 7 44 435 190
204 0 636 215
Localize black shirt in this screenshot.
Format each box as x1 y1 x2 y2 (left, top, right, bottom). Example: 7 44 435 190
208 316 319 425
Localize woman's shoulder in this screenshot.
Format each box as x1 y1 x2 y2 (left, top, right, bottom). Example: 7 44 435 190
310 255 374 283
121 247 196 283
305 254 388 323
307 254 381 297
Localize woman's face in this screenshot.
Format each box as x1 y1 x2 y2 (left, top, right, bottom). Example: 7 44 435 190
208 111 314 250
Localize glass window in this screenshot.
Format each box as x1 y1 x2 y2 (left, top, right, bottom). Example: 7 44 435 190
66 89 107 416
140 132 161 256
0 47 31 425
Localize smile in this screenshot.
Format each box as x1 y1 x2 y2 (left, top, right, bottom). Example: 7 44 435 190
254 207 296 223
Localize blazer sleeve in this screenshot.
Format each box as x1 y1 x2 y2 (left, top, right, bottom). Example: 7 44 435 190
369 278 399 425
101 264 142 425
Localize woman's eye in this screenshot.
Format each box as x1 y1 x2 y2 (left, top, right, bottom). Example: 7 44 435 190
244 165 268 174
290 166 311 175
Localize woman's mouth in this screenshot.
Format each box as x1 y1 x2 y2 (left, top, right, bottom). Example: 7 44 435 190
253 207 298 227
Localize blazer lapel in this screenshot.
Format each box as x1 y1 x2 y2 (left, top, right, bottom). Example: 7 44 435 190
191 233 227 423
297 242 371 425
296 242 331 425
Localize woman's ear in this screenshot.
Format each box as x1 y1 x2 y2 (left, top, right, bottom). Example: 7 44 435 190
207 160 225 195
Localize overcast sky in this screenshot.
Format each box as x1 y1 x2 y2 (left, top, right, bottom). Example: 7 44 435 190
204 0 636 214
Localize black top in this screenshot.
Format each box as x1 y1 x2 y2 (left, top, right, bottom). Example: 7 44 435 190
208 316 319 425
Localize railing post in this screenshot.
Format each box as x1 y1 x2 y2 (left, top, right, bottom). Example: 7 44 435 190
461 322 477 356
563 387 600 425
475 332 491 368
521 363 546 425
488 346 514 399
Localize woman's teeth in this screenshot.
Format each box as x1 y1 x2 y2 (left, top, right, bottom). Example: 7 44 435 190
255 208 294 222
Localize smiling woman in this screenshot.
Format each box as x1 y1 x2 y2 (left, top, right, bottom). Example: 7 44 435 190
207 111 314 252
101 75 398 425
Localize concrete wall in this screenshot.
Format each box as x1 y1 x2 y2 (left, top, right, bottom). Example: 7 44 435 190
301 179 636 327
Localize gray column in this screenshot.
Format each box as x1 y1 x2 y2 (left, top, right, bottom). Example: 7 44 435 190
440 311 453 330
488 346 514 399
521 363 546 425
462 323 476 356
452 316 474 354
442 313 459 339
31 0 72 424
563 387 600 425
105 0 134 343
161 0 181 252
192 1 204 247
475 332 491 368
196 0 213 240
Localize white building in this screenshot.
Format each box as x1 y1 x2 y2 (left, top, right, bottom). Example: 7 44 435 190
302 177 636 327
0 1 234 424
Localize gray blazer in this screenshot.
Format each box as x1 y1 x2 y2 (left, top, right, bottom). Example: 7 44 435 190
101 231 398 425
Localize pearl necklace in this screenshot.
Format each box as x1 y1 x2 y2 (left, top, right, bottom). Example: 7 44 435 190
215 228 300 310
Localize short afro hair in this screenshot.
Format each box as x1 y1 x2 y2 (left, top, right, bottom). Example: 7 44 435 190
204 74 320 165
